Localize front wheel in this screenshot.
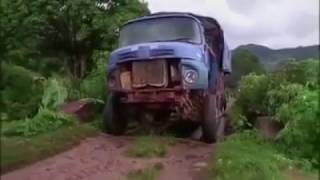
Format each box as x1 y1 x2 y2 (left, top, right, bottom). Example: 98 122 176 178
202 94 226 143
103 94 128 135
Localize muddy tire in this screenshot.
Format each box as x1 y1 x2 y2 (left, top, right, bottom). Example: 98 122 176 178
202 94 226 143
103 94 128 135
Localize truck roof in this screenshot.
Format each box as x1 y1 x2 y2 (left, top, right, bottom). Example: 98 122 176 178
123 12 223 33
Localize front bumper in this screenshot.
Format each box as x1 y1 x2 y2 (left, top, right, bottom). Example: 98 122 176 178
118 88 183 104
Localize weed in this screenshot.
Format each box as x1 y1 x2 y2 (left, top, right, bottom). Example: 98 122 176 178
127 135 175 158
127 163 163 180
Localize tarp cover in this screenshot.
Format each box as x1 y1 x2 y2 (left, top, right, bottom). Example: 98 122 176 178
222 41 232 73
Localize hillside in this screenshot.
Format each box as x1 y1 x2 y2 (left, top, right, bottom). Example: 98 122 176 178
233 44 319 69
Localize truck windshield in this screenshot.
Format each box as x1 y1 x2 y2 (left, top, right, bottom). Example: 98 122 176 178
119 17 202 47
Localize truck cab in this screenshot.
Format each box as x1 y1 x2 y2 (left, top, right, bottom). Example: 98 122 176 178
104 12 232 143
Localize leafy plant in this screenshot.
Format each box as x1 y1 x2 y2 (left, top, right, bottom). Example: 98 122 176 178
41 78 68 110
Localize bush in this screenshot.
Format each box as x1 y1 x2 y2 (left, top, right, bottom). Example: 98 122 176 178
234 59 319 170
210 132 290 180
276 89 319 168
237 73 272 115
2 108 75 137
1 63 44 121
266 83 304 118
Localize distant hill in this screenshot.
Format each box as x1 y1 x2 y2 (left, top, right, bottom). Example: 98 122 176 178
233 44 319 69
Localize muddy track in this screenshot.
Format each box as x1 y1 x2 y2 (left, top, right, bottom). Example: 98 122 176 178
1 134 215 180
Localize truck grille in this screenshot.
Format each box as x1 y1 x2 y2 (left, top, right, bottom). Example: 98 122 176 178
132 59 168 88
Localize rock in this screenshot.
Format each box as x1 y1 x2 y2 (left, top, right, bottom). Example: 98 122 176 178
60 99 103 122
193 162 208 168
255 116 283 139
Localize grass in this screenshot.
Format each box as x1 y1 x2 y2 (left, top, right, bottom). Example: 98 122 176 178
127 163 163 180
127 135 176 158
1 123 98 174
209 132 291 180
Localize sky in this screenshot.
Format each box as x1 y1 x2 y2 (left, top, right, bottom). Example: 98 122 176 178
145 0 319 49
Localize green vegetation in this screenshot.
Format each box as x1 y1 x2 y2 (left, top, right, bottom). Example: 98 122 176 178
127 136 176 158
1 124 98 173
0 0 149 172
210 132 289 180
1 0 318 178
127 163 163 180
215 59 319 179
2 109 75 137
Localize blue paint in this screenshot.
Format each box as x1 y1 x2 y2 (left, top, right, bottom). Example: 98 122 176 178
106 12 229 90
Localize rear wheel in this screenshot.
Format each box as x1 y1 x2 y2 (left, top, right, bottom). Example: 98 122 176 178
202 94 226 143
103 94 128 135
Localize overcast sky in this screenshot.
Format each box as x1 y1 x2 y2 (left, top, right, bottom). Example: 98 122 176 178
146 0 319 49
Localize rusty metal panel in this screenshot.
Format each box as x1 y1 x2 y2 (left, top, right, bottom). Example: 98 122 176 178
132 59 168 88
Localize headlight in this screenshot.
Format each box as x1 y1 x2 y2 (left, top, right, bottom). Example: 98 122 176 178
183 69 198 84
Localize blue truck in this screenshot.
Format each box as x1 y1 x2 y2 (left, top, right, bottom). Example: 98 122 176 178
104 12 232 143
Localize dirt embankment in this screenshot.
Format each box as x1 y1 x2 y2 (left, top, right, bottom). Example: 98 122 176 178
1 134 215 180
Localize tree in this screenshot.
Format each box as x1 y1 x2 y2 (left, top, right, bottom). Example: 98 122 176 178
1 0 150 78
226 49 265 88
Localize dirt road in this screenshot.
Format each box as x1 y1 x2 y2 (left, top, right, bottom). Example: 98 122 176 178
1 134 215 180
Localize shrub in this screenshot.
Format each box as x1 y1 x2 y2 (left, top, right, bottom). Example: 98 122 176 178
1 62 44 120
235 59 320 170
276 89 319 168
237 73 272 115
266 83 304 118
2 108 75 137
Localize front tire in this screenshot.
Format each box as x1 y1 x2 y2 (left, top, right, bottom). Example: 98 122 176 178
103 94 128 135
202 94 226 143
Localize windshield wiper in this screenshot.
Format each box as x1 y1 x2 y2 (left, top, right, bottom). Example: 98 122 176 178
152 38 195 44
167 38 194 43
